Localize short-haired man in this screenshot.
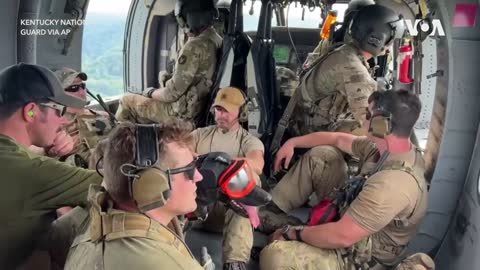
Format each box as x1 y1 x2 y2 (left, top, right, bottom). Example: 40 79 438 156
64 120 208 270
28 67 113 169
259 90 432 269
191 86 264 270
0 63 102 269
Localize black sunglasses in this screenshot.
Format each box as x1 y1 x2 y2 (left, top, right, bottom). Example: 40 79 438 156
165 157 198 181
65 82 86 93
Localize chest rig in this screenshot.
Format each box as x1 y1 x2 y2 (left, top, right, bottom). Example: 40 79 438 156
338 149 425 270
70 185 193 270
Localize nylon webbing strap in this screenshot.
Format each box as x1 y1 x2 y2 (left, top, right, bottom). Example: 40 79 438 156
101 212 150 237
270 49 339 154
269 89 300 153
101 213 193 258
370 151 390 175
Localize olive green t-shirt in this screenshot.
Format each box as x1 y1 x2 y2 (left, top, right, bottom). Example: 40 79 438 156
0 134 102 269
192 125 264 158
347 137 428 262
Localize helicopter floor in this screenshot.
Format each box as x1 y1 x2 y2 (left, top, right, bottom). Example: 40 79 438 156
185 207 311 270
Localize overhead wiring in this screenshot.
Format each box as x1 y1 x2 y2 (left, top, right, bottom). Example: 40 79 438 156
285 2 302 67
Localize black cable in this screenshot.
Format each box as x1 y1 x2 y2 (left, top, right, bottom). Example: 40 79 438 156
86 89 117 126
286 3 302 67
95 156 104 178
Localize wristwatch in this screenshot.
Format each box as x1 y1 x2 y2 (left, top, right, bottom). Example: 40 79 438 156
280 225 292 240
143 87 156 98
293 225 305 242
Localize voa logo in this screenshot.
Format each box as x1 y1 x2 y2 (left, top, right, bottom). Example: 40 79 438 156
405 19 446 36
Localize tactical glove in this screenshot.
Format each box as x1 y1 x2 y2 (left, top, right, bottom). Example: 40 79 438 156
158 71 173 87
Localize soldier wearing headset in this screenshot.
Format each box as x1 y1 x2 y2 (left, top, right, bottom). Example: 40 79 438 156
191 86 265 270
259 90 433 270
64 119 271 270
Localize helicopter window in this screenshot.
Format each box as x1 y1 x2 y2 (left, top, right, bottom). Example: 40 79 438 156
285 2 323 28
243 0 278 31
285 3 348 29
242 2 348 32
332 3 348 23
81 0 132 98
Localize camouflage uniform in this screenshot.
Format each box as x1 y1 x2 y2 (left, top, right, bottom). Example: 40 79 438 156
276 66 299 97
292 43 377 136
53 67 114 169
62 112 113 168
115 27 222 124
303 31 354 69
192 125 264 264
260 138 429 269
64 185 203 270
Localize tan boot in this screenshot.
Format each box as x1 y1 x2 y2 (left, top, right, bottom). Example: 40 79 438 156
256 206 302 234
395 253 435 270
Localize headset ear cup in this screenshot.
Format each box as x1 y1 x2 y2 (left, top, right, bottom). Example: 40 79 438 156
370 115 391 138
131 168 171 212
239 104 248 122
238 90 249 122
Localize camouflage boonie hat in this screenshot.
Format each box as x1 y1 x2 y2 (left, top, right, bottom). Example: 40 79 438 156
53 67 88 89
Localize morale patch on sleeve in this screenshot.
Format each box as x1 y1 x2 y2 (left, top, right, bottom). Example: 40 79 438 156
178 55 187 65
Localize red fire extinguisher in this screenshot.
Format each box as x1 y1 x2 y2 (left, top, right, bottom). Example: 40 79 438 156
397 43 414 84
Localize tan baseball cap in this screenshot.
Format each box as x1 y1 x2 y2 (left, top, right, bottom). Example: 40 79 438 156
53 67 87 89
212 87 245 113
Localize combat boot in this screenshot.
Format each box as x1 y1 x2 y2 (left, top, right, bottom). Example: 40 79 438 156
223 261 247 270
394 253 435 270
256 202 303 234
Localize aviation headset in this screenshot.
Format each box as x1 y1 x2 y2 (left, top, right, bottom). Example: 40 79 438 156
238 90 249 122
211 87 249 123
174 0 218 32
366 106 392 138
120 124 176 212
118 123 263 213
348 4 406 56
